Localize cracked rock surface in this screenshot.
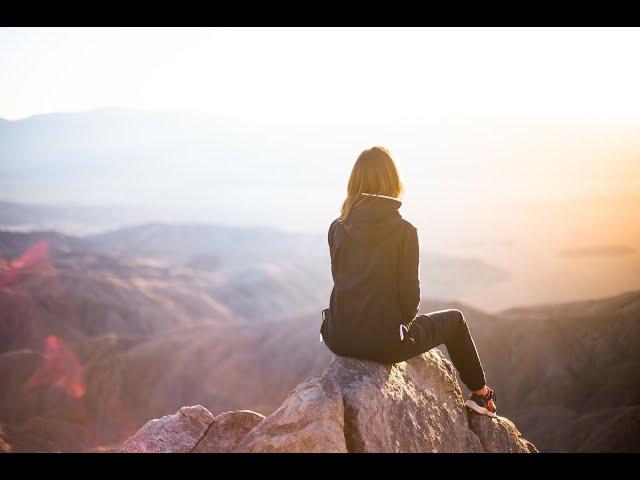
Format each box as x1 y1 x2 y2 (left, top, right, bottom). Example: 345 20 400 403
120 350 537 453
118 406 264 453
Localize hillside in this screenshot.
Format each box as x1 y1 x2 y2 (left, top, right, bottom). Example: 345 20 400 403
484 292 640 452
0 228 331 451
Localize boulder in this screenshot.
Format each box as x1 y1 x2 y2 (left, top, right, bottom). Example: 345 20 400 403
119 406 264 453
192 410 265 453
120 350 538 453
119 405 214 453
236 374 347 452
467 412 538 453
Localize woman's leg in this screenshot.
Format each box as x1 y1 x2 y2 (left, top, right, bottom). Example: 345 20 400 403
405 309 487 392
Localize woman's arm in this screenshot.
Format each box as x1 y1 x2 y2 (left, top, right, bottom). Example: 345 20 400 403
398 225 421 324
328 219 337 257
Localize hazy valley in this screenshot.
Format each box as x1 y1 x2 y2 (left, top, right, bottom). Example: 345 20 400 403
0 220 638 452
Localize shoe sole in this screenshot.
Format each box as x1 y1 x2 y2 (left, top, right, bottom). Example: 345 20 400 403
465 399 497 418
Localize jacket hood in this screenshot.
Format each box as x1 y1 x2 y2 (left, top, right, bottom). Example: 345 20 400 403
342 194 403 247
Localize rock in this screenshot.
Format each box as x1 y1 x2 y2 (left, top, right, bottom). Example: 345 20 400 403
119 405 214 453
237 350 484 453
0 424 10 453
119 350 538 453
192 410 265 453
237 350 537 452
335 351 482 452
119 405 265 453
468 412 538 453
236 375 347 453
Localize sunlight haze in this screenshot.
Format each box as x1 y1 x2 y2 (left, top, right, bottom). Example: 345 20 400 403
1 27 639 309
2 27 640 123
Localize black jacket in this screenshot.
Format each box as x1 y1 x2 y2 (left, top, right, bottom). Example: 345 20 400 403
321 194 420 362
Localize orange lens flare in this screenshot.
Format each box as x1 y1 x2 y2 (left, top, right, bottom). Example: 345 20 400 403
24 334 86 399
0 240 53 287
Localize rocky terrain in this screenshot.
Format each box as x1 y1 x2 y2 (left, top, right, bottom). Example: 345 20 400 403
119 351 537 453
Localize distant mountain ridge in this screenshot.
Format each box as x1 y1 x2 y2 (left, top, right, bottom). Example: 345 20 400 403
84 222 323 265
0 200 156 232
0 108 338 209
0 204 513 305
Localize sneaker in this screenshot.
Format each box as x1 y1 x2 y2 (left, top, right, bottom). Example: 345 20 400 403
465 387 497 417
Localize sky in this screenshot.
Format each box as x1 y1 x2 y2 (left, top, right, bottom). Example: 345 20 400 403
1 27 639 225
2 27 640 125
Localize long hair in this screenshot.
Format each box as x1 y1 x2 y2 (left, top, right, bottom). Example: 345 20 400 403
339 146 404 222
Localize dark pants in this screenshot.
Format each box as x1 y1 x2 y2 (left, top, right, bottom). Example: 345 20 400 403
397 309 487 392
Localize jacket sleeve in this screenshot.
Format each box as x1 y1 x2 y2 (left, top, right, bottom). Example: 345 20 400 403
328 219 337 258
398 225 421 324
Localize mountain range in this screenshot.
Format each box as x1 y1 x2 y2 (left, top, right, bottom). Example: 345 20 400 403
0 225 638 452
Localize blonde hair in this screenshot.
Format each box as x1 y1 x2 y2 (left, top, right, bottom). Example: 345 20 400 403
340 146 404 222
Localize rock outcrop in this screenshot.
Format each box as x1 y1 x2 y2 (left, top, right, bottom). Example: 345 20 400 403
192 410 266 453
119 406 265 453
467 412 537 453
119 350 537 453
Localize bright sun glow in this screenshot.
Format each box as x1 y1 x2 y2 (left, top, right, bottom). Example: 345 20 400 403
2 27 640 124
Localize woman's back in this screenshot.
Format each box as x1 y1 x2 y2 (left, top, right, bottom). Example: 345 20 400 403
324 193 420 362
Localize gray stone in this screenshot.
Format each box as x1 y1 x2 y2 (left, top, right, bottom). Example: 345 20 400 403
193 410 265 453
119 405 213 453
468 412 539 453
236 374 347 452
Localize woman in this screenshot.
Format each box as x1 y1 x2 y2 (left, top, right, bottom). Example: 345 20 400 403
321 146 497 417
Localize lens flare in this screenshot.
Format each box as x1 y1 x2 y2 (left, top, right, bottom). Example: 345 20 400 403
0 240 53 287
24 334 86 398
